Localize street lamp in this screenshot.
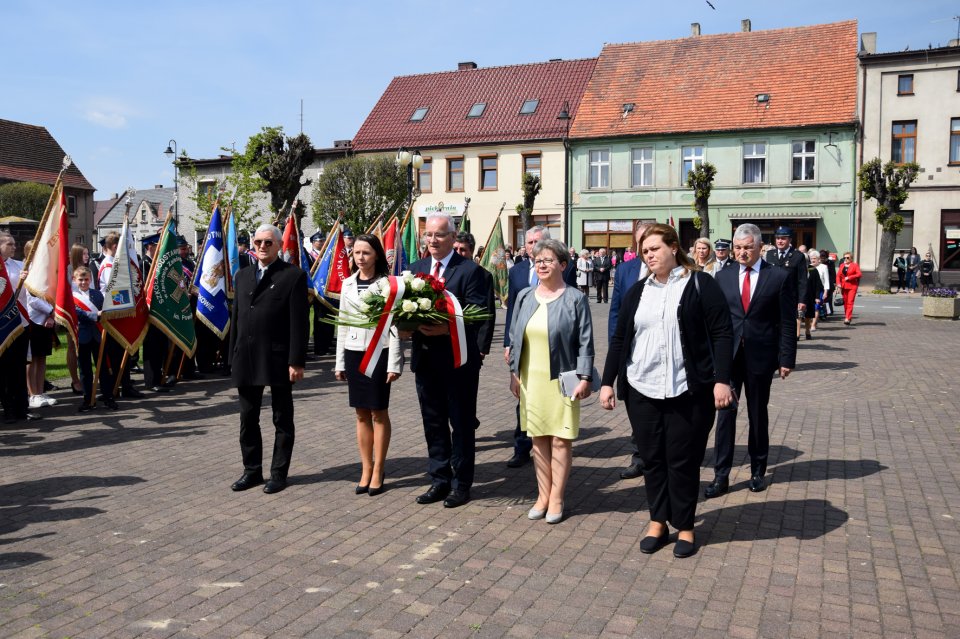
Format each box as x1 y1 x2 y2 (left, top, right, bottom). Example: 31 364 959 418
396 147 423 206
164 139 179 228
557 101 572 245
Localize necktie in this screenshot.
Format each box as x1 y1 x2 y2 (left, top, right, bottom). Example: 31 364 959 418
433 261 441 279
741 268 751 312
779 252 785 262
256 267 263 283
529 266 538 287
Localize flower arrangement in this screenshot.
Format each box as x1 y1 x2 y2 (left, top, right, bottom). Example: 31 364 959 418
335 271 492 330
923 287 958 298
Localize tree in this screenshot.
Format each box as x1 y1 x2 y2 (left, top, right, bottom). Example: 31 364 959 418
686 162 717 239
858 158 920 290
179 148 266 232
515 172 542 234
0 181 53 220
247 127 316 224
311 155 408 235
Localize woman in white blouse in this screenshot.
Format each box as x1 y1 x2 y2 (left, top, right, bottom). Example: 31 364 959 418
806 249 830 333
599 224 734 558
575 250 593 296
335 234 403 497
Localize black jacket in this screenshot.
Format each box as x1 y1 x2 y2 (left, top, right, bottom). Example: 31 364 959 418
764 246 807 303
601 271 733 399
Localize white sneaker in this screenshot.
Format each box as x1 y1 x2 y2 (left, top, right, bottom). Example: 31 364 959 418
40 395 57 407
28 395 45 409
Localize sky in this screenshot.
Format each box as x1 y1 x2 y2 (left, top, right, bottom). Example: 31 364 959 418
3 0 959 199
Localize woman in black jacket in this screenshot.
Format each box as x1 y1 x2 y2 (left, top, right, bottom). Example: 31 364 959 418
599 224 734 558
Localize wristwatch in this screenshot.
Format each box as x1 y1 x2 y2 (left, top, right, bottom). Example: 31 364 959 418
577 374 591 381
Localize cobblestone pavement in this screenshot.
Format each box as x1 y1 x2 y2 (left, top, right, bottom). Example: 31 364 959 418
1 300 959 638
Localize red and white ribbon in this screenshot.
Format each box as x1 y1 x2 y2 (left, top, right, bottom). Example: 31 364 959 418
443 290 468 368
359 276 406 377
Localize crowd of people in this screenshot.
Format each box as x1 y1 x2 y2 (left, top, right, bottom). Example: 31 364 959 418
1 216 866 560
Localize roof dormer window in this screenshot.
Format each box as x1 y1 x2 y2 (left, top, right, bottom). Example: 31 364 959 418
519 99 539 115
410 107 429 122
467 103 486 118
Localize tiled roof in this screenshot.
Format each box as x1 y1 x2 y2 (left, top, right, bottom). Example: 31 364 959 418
94 196 123 226
95 187 177 226
571 21 858 140
0 118 96 191
352 58 597 151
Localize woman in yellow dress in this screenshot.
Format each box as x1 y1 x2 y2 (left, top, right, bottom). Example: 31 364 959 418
508 238 595 524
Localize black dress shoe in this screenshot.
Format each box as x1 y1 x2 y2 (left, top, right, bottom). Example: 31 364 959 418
24 412 40 421
704 478 729 499
263 479 287 494
355 484 369 495
748 474 766 492
639 531 670 554
44 380 56 392
620 463 643 479
77 404 92 413
104 399 119 410
231 474 264 491
416 484 450 505
443 490 470 508
368 471 386 497
673 537 697 558
121 387 145 399
506 454 530 468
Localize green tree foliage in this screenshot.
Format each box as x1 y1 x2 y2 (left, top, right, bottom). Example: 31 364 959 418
515 173 542 234
0 181 54 220
180 148 266 232
858 158 920 289
311 155 408 235
686 162 717 239
247 127 316 224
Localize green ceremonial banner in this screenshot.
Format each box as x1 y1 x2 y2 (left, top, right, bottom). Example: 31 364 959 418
401 216 419 267
146 223 197 356
479 217 509 307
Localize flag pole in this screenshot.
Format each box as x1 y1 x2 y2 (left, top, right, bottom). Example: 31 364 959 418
18 155 73 298
176 351 187 381
364 211 385 235
112 351 130 398
161 342 176 382
90 329 108 407
144 213 172 300
309 214 341 277
481 203 506 255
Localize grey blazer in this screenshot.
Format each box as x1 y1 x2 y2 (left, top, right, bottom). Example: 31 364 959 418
508 285 594 380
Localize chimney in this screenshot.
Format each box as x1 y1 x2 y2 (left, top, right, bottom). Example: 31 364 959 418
334 139 352 149
457 61 477 71
155 184 163 189
950 38 959 48
741 19 751 32
112 192 118 199
691 23 700 37
860 32 877 54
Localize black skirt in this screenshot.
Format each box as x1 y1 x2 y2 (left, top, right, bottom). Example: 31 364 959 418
344 348 391 410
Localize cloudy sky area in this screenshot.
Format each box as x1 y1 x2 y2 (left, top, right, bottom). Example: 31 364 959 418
3 0 958 198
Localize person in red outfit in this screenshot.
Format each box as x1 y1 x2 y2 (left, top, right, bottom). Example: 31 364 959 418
837 252 862 325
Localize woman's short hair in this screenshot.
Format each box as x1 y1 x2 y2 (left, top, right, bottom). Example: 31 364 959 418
254 224 282 244
532 238 569 267
579 249 591 258
639 223 697 272
351 233 389 277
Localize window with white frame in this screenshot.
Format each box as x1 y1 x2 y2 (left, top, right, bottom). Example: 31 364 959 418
742 142 766 184
588 149 610 189
792 140 816 181
681 146 704 182
630 147 653 187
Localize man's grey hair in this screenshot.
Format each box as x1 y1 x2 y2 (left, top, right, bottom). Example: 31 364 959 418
733 223 762 246
526 225 550 240
532 238 569 266
426 212 456 233
255 223 282 244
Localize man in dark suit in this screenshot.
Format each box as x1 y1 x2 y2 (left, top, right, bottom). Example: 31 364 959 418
706 223 797 497
455 232 495 366
502 226 577 467
406 213 493 508
229 224 309 495
713 239 734 271
592 248 612 302
764 226 807 338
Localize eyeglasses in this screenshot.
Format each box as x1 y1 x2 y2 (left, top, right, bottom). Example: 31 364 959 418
423 232 451 240
533 258 557 266
843 256 852 260
253 239 274 247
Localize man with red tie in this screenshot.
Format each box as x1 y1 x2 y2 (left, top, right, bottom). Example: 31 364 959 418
705 223 797 497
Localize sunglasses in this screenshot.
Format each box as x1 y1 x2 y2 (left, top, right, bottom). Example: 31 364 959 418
253 239 274 247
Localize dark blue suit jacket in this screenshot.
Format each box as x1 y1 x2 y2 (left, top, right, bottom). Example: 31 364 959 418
715 260 797 374
608 258 646 338
503 259 577 348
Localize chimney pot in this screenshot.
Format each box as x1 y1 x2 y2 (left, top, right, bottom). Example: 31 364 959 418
691 23 700 36
155 185 163 189
457 61 477 71
741 19 751 32
861 32 877 55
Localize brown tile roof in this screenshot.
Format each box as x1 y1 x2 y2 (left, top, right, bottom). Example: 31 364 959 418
0 118 96 191
571 21 858 140
352 58 597 151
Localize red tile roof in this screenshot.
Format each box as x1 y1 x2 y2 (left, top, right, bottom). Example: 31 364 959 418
571 21 858 139
352 58 597 151
0 118 96 191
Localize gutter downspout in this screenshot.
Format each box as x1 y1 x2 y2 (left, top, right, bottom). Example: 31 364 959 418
855 60 867 262
563 138 571 246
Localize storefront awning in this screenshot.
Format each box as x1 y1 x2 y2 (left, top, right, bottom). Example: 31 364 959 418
726 212 822 220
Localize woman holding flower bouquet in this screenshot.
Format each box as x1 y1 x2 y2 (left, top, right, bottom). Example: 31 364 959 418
335 234 403 496
508 238 595 524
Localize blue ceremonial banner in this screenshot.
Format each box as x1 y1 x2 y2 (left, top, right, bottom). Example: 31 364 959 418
301 240 315 297
310 223 340 298
193 205 231 339
225 208 239 299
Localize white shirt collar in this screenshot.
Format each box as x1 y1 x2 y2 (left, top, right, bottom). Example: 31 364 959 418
432 251 454 272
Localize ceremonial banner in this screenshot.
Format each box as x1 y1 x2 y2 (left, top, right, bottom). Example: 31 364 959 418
382 217 400 275
400 216 419 273
479 217 509 307
458 209 470 233
0 258 26 356
147 218 197 356
23 182 78 348
225 208 239 299
100 216 149 353
193 205 231 339
310 223 350 303
281 214 300 265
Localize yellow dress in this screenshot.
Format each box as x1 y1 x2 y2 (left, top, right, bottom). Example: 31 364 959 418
519 294 579 440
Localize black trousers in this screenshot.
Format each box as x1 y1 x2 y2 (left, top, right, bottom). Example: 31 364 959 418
142 325 168 387
238 384 295 480
415 358 480 492
0 332 29 418
513 402 532 458
312 300 334 355
104 335 133 393
595 278 609 302
713 348 773 479
625 386 715 530
78 339 114 402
